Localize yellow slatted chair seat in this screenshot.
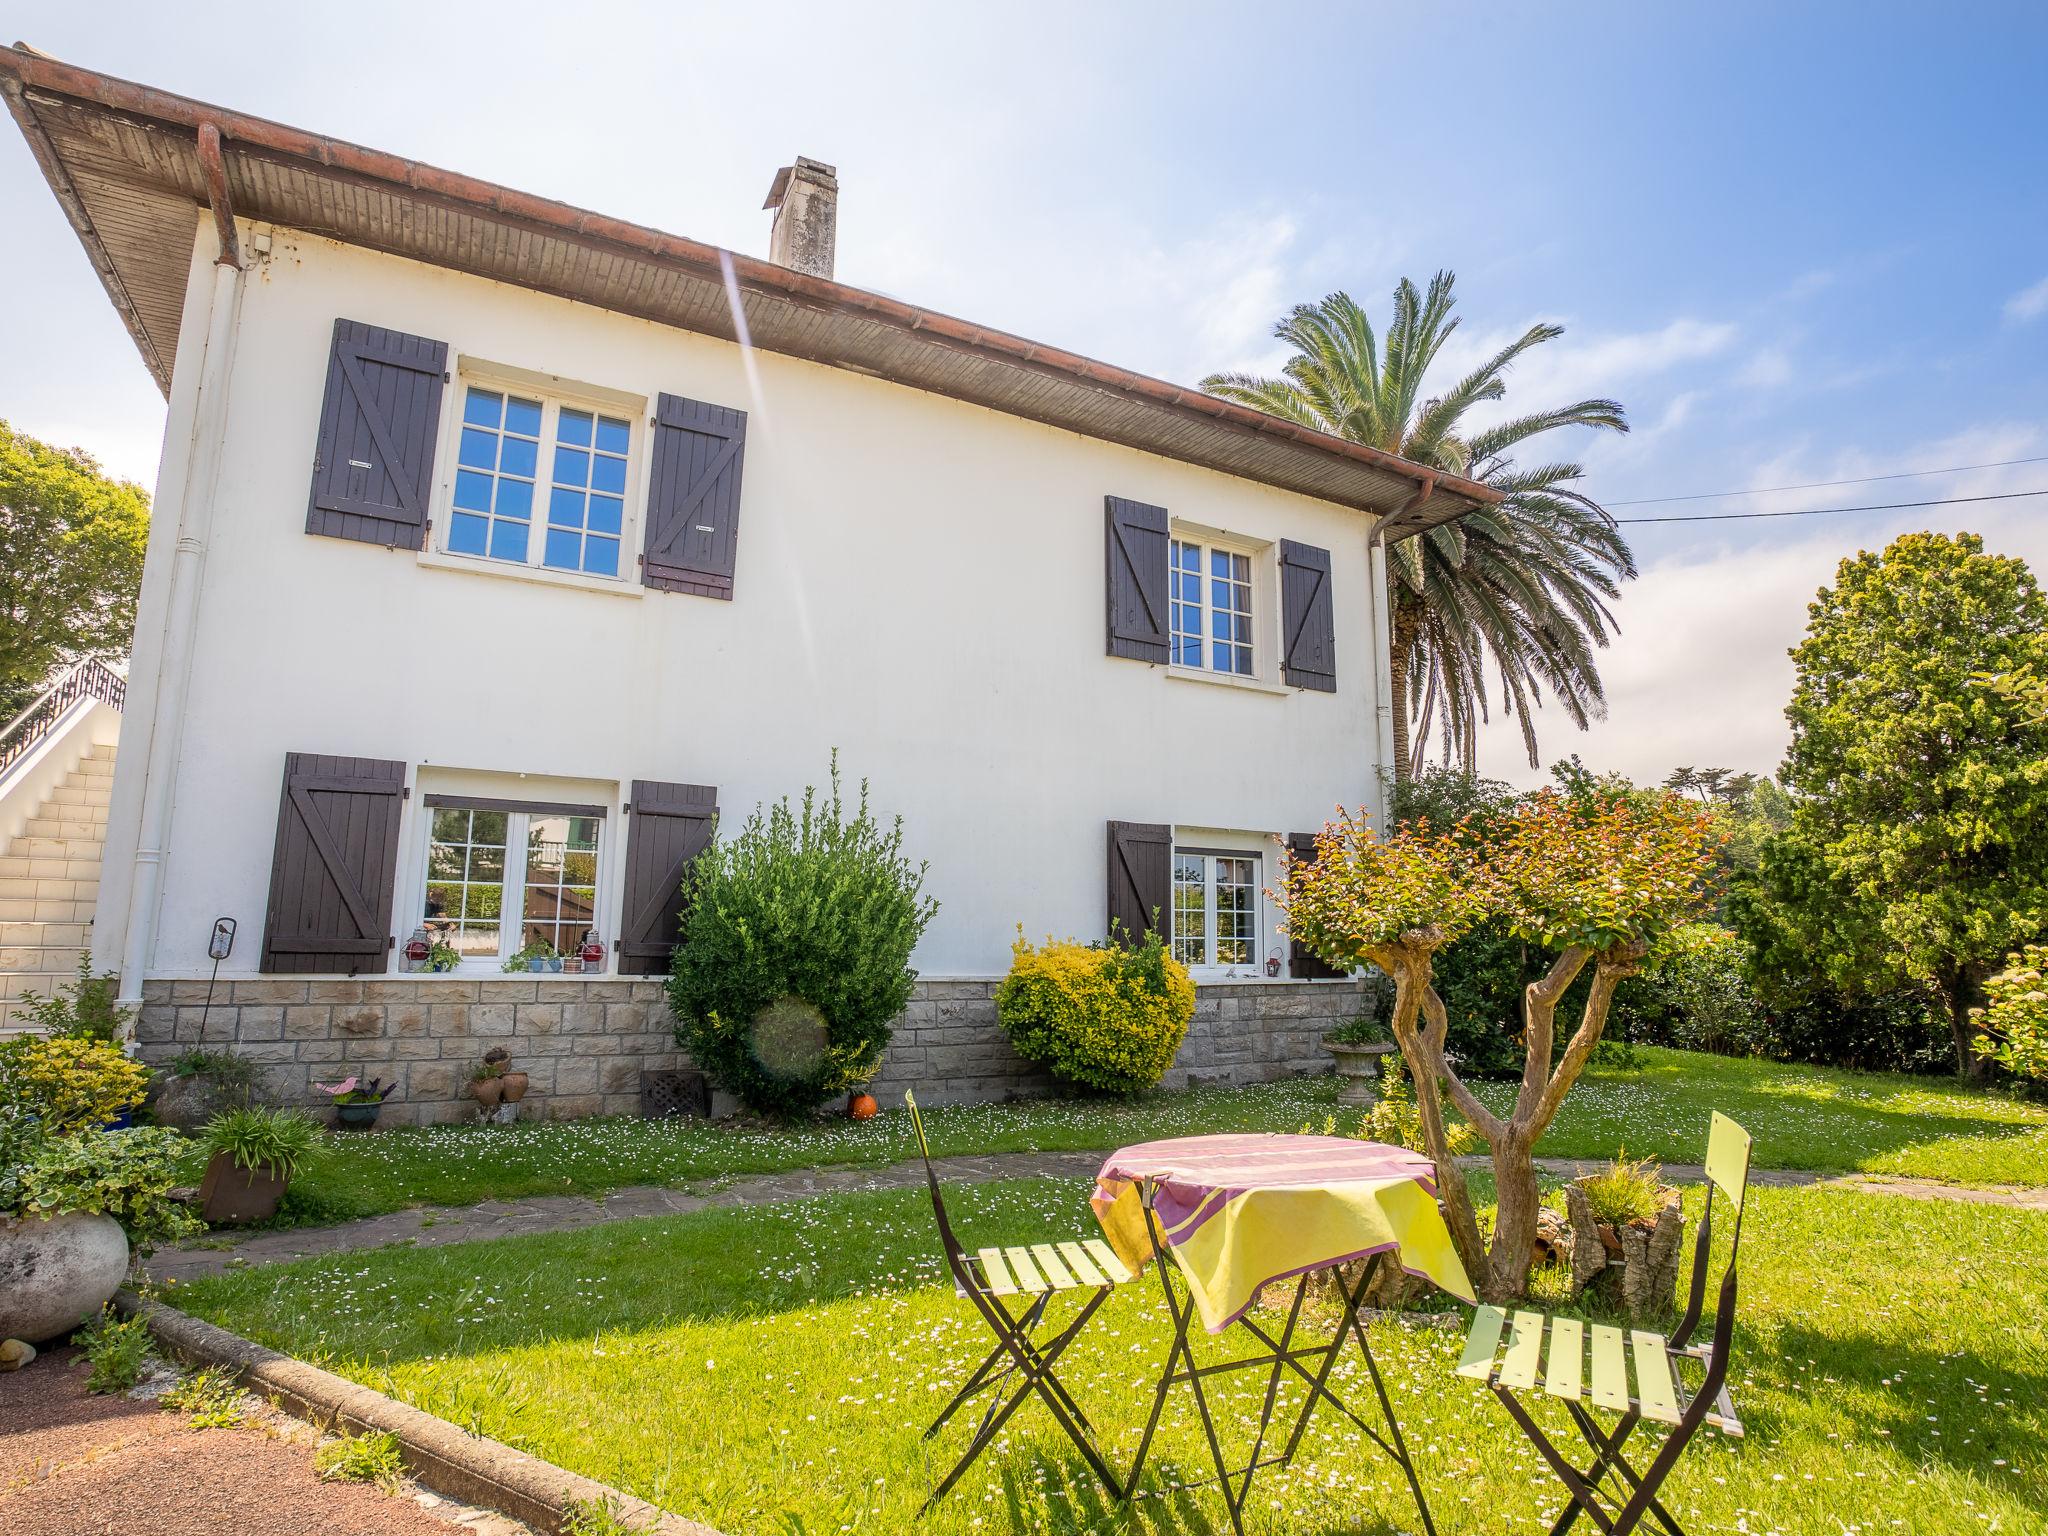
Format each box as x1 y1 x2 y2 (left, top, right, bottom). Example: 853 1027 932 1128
1457 1305 1744 1437
970 1238 1134 1296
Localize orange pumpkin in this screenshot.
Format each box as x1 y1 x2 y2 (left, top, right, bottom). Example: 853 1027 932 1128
849 1091 879 1121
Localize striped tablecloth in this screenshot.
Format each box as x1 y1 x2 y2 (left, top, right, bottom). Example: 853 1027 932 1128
1090 1132 1476 1332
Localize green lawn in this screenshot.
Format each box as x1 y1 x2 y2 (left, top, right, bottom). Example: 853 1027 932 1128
251 1047 2046 1226
175 1175 2048 1535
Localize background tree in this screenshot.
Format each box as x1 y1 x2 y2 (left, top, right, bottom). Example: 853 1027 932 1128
1203 276 1634 776
0 421 149 717
1972 944 2048 1080
1738 532 2048 1078
1283 789 1722 1298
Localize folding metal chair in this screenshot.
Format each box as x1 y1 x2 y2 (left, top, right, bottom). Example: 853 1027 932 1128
902 1090 1135 1514
1455 1112 1753 1536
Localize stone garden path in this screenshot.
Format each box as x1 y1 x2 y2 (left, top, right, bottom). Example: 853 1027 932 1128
147 1149 2048 1285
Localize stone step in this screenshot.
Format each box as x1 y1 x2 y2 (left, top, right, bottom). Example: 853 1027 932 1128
47 783 110 809
0 969 72 1003
0 875 98 903
0 897 95 923
16 817 106 842
0 920 88 948
0 942 88 973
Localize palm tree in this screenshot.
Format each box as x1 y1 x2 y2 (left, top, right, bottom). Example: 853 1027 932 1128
1203 274 1634 777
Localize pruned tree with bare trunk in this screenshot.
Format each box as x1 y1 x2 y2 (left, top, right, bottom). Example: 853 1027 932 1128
1282 790 1723 1299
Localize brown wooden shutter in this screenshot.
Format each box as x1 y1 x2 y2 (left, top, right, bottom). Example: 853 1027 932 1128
260 753 407 974
1279 539 1337 692
1105 496 1170 662
1285 832 1348 978
306 319 448 550
1106 820 1171 943
618 780 719 974
642 394 747 598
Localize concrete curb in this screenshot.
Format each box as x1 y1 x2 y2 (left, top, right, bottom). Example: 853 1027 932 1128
117 1290 723 1536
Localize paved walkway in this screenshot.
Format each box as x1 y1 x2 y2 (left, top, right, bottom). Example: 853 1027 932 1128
147 1149 2048 1284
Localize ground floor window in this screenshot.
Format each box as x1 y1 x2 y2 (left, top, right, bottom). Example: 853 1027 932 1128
421 798 604 969
1172 848 1261 970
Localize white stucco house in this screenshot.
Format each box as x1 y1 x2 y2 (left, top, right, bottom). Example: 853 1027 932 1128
1 48 1497 1119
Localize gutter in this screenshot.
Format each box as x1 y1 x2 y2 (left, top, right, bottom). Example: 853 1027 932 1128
112 117 243 1011
0 43 1499 520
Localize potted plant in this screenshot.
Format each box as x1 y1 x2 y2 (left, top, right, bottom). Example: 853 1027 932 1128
314 1075 392 1129
479 1047 528 1104
1562 1154 1685 1317
195 1106 323 1226
151 1048 256 1131
427 939 463 974
470 1057 506 1107
0 1112 198 1343
502 939 555 974
1323 1011 1397 1107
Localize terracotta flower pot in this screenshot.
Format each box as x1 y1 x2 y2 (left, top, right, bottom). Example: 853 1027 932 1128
197 1150 290 1226
499 1071 529 1103
471 1077 504 1107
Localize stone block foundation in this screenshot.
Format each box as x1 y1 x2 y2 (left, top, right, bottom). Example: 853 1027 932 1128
136 976 1366 1126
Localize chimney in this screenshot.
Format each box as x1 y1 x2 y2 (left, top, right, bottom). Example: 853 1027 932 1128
762 157 838 280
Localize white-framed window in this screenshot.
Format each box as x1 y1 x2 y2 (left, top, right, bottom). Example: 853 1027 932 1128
1172 847 1261 970
1170 537 1255 676
418 799 607 971
447 382 635 579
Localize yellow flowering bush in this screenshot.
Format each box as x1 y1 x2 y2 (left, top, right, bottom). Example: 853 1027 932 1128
995 928 1194 1095
0 1034 149 1132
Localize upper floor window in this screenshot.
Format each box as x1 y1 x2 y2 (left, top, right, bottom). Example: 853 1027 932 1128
449 385 632 579
1172 848 1260 970
1170 538 1254 677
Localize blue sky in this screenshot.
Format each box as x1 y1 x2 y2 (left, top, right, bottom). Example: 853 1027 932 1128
5 2 2045 782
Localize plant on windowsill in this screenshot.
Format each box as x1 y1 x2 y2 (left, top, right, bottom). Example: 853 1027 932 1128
503 939 558 974
313 1075 391 1130
426 940 462 974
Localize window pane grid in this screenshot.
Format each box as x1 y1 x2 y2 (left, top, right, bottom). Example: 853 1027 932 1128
452 388 542 564
1171 853 1207 966
424 807 507 959
419 805 605 970
1170 538 1254 676
522 813 601 955
1170 850 1260 968
450 386 630 578
543 408 631 577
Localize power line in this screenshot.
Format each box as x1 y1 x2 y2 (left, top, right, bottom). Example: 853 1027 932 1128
1607 453 2048 507
1613 487 2048 525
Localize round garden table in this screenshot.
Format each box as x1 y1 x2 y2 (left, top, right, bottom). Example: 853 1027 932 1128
1091 1132 1476 1536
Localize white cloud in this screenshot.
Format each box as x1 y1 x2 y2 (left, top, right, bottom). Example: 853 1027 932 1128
1469 422 2048 786
2004 275 2048 323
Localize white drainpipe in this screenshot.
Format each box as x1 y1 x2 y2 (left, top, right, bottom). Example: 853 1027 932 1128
115 182 245 1012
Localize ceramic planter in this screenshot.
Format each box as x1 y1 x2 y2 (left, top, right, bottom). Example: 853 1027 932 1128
197 1150 290 1226
335 1100 383 1128
1324 1039 1397 1107
499 1072 529 1103
471 1076 505 1107
0 1212 129 1343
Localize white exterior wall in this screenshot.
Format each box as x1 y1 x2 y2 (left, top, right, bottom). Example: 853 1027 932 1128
100 216 1394 983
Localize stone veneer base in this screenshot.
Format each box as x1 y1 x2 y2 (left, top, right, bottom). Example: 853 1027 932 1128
136 975 1366 1127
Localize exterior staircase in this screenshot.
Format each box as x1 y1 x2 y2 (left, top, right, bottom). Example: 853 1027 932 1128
0 743 115 1030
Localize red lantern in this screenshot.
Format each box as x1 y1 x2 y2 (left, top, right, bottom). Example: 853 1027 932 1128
404 927 431 972
579 930 605 970
1265 949 1282 978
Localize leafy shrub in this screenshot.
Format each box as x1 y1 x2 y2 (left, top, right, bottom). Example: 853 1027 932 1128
1576 1154 1668 1227
1609 923 1755 1054
200 1106 323 1180
159 1363 246 1428
315 1428 405 1491
165 1048 257 1097
10 955 130 1043
1317 1055 1476 1156
10 1122 200 1247
1325 1005 1388 1046
1974 944 2048 1080
0 1034 148 1131
75 1306 152 1394
995 927 1194 1095
669 761 937 1116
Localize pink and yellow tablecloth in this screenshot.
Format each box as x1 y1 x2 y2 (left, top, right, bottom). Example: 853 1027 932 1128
1090 1132 1476 1333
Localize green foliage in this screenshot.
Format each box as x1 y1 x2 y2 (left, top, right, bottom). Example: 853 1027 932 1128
0 421 149 716
10 955 131 1043
1973 944 2048 1080
669 759 938 1115
76 1305 153 1393
200 1106 323 1182
1324 1008 1388 1046
1745 532 2048 1073
11 1122 200 1247
165 1048 257 1095
1202 278 1634 774
0 1033 148 1131
1352 1055 1476 1155
563 1496 646 1536
995 927 1196 1095
314 1428 405 1491
426 940 462 973
1576 1153 1668 1227
158 1363 247 1428
1610 923 1755 1055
